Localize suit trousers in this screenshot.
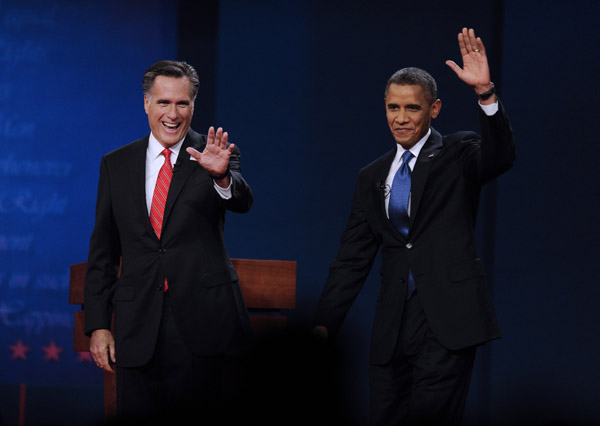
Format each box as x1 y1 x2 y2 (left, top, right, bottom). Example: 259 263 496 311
369 292 476 426
116 291 224 424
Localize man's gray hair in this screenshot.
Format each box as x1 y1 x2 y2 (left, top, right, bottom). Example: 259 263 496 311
142 60 200 101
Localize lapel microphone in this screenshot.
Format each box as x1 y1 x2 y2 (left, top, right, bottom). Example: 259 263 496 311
173 142 195 173
377 181 391 198
172 155 183 173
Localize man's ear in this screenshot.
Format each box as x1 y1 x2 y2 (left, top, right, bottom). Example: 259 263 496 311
143 95 150 114
431 99 442 119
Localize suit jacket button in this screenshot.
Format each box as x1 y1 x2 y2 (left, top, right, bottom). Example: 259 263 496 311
406 243 413 249
159 248 166 254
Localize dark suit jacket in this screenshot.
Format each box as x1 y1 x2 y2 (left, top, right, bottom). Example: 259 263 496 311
315 103 516 365
84 128 253 367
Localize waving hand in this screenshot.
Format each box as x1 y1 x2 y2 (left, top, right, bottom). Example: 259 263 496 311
445 27 495 102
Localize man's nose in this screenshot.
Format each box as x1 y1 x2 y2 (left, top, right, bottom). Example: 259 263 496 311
395 109 408 123
166 104 178 118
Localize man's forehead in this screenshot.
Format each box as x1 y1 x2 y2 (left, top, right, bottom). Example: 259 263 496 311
386 84 428 103
146 76 194 103
150 76 191 92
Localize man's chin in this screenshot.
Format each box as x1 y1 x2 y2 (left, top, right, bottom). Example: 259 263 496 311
157 132 186 147
395 139 416 150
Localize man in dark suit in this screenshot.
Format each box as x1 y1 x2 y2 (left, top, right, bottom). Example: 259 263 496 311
314 28 516 425
84 60 253 421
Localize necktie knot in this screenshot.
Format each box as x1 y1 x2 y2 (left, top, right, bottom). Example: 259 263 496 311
401 150 413 169
161 148 171 160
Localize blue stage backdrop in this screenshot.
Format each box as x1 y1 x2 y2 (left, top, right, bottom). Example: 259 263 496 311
0 0 176 421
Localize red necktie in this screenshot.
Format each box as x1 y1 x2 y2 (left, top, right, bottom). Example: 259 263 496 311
149 148 173 290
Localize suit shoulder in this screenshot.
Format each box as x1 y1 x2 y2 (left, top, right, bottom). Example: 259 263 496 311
442 130 480 144
358 149 395 177
103 135 148 160
440 130 482 154
185 128 207 147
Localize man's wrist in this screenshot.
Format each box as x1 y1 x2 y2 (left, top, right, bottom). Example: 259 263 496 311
476 82 495 101
209 168 230 180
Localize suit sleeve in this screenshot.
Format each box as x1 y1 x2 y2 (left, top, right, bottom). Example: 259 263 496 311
460 100 517 184
220 144 253 213
84 156 121 336
314 176 380 338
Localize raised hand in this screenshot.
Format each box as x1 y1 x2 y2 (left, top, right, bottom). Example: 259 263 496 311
186 126 234 187
445 28 493 96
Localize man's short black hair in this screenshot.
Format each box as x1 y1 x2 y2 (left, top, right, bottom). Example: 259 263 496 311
384 67 438 105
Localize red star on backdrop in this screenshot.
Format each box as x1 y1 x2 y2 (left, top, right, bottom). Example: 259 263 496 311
9 340 30 360
42 340 63 362
77 352 93 363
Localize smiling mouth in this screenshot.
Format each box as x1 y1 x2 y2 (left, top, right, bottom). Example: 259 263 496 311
163 122 180 130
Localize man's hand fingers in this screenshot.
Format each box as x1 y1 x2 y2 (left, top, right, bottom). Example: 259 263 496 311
186 146 202 161
93 346 115 373
221 131 228 148
91 347 109 372
207 126 215 145
461 28 486 56
475 38 486 56
99 357 114 373
214 127 223 147
445 60 461 76
464 28 478 52
206 126 230 149
109 341 116 364
90 329 116 373
457 32 468 56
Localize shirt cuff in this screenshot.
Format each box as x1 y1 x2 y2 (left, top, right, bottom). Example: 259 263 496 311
479 101 499 116
213 181 232 199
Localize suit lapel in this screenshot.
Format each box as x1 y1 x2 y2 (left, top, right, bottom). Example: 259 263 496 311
162 130 205 227
409 128 443 228
371 148 401 236
127 136 157 239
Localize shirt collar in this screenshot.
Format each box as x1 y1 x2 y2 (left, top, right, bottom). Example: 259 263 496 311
394 128 431 164
148 132 185 160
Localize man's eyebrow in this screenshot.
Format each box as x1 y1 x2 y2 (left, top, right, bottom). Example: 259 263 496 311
155 99 191 105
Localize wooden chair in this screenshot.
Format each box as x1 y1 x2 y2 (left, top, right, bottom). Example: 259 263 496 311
69 258 296 418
